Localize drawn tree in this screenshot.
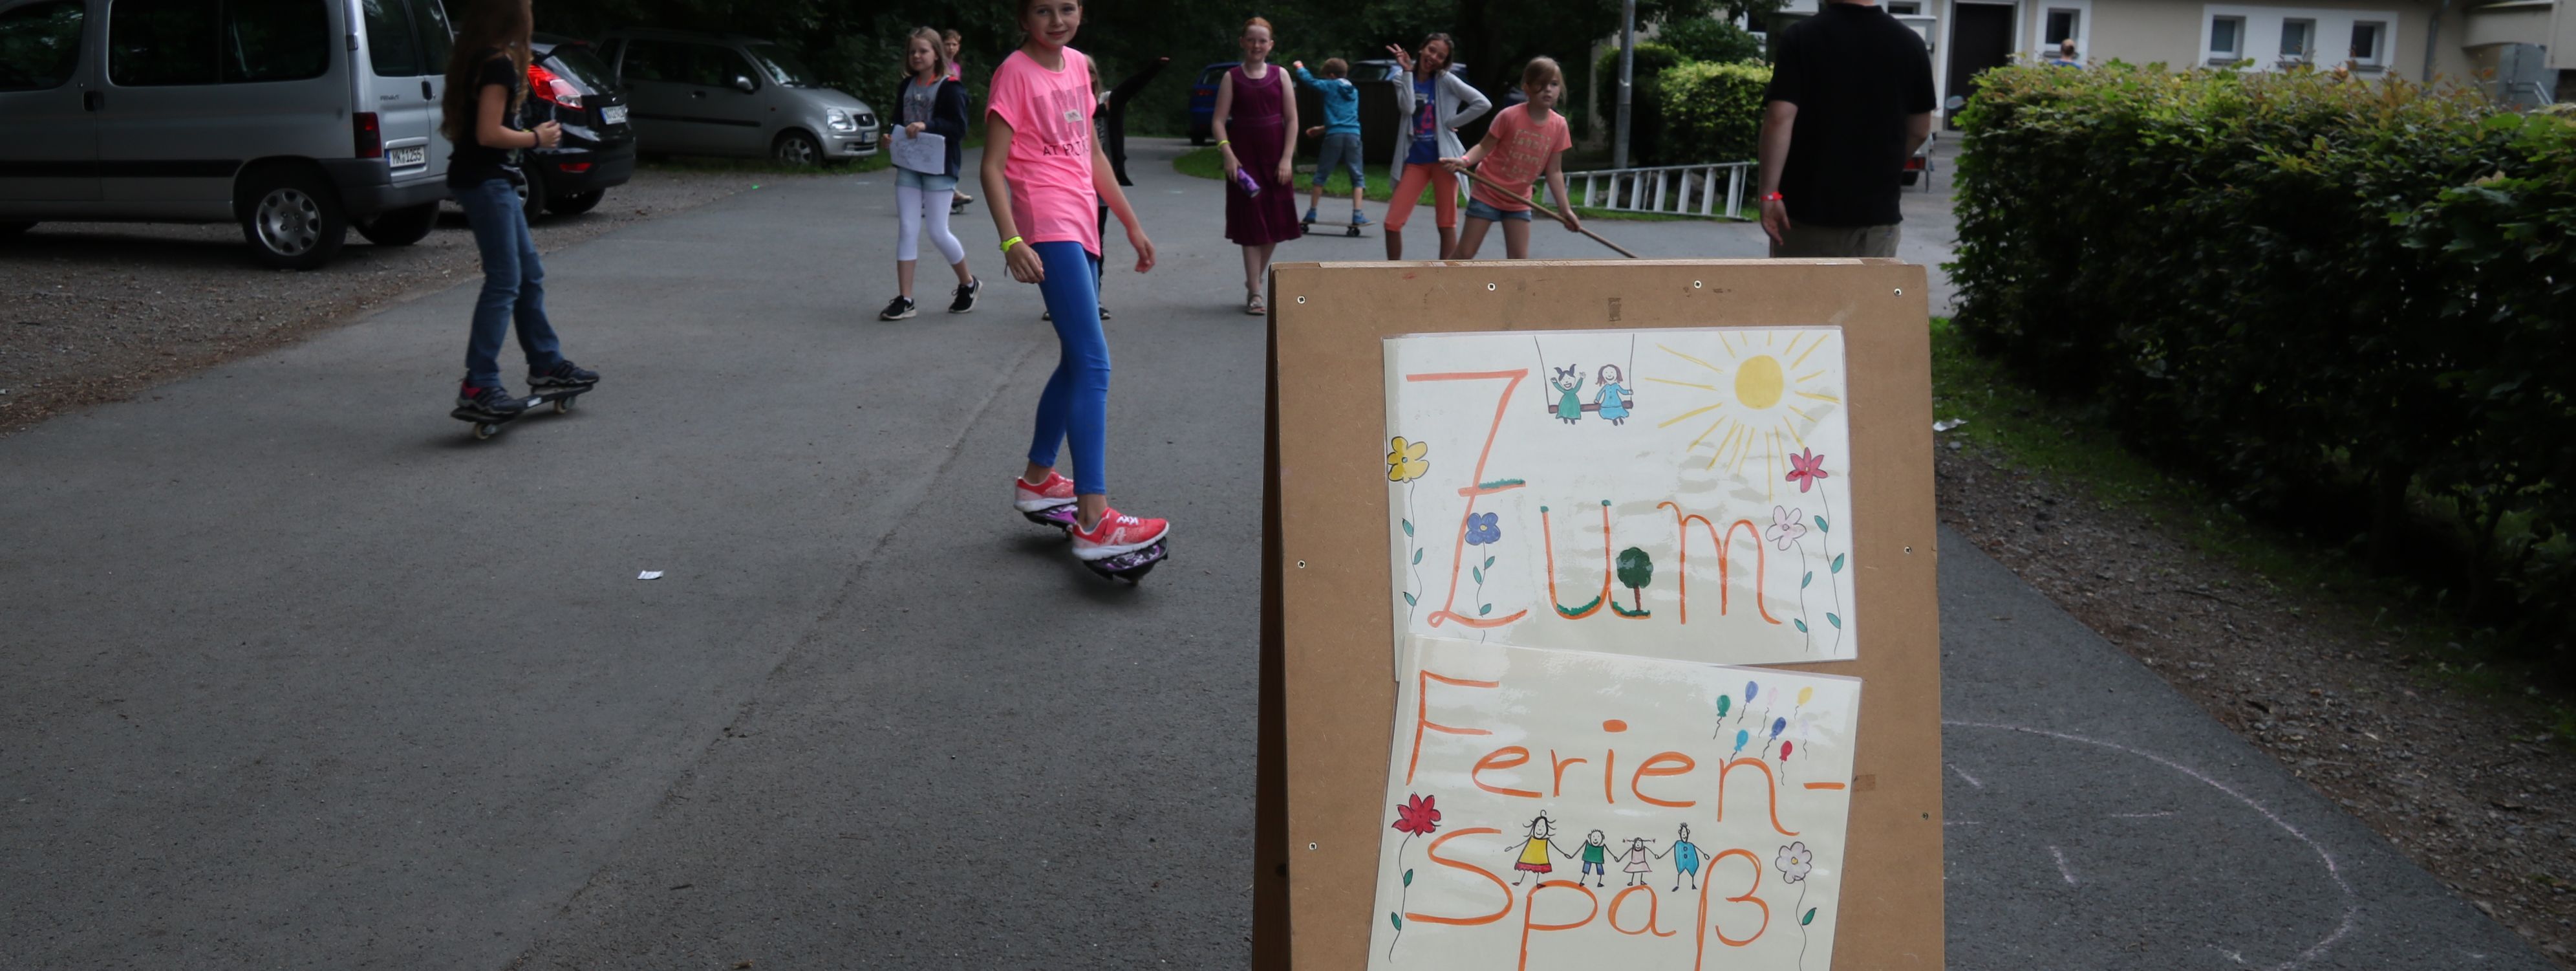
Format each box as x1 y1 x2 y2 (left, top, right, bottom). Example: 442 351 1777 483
1616 546 1654 613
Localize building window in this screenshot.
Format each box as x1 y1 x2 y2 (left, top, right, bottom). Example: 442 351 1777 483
2045 8 2080 44
2279 18 2314 62
2208 15 2244 61
2349 21 2387 66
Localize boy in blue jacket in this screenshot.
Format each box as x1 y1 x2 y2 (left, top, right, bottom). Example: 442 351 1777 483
1291 58 1368 228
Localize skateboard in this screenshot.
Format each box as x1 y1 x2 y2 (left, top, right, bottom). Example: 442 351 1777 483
1301 217 1369 238
1021 505 1170 584
451 385 590 441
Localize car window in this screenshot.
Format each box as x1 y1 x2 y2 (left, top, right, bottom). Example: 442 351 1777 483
359 0 421 77
619 38 679 82
0 0 84 92
541 42 612 90
409 0 450 73
110 0 218 85
222 0 328 83
742 41 812 87
682 42 737 87
1197 67 1225 87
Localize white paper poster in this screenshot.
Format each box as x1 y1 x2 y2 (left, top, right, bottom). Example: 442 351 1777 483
1365 635 1862 970
1383 329 1858 667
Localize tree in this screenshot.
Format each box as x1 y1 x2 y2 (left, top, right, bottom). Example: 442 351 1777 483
1657 15 1763 64
1615 546 1653 613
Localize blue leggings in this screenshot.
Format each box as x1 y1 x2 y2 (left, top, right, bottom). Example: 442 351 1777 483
1027 241 1109 495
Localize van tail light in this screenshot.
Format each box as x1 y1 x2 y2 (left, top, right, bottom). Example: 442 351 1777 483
354 112 382 159
557 162 593 173
530 63 583 109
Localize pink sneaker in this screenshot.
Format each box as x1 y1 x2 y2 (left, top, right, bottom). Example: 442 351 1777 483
1014 472 1079 528
1070 507 1169 561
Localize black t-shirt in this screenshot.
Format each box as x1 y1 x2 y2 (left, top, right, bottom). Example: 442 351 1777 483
1763 3 1936 227
446 50 524 189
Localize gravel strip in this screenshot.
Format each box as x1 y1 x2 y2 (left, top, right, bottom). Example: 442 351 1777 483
1937 439 2576 968
0 168 779 434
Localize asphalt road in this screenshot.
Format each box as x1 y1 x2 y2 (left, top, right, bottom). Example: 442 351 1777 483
0 138 2546 969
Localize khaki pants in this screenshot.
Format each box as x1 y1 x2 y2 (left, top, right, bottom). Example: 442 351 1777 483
1768 223 1900 258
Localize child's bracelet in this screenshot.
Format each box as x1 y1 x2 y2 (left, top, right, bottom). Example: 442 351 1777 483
1217 140 1230 147
1000 235 1024 253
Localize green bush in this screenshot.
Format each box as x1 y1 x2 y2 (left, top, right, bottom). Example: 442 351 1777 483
1657 16 1765 65
1951 63 2576 671
1594 41 1686 163
1659 61 1770 162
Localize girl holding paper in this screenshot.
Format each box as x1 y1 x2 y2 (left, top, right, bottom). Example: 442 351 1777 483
881 27 982 321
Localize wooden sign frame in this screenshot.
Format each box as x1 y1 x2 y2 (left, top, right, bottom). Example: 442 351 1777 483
1256 259 1942 970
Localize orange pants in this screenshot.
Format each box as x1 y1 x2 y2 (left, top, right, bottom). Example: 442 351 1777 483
1383 163 1459 232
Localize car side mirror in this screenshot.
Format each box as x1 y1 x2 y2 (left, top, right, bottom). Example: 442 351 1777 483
732 75 756 94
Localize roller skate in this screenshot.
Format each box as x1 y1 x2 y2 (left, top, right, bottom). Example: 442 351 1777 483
1013 471 1081 530
1069 507 1170 584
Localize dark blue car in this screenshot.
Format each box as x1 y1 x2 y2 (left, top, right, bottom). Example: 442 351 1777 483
1187 61 1240 145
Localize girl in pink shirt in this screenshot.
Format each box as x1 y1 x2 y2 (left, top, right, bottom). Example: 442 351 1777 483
983 0 1172 570
1444 58 1582 260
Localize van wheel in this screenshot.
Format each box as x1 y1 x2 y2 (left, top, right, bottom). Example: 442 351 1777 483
240 168 347 270
0 221 32 238
551 190 604 215
356 202 438 246
772 131 822 168
518 169 547 221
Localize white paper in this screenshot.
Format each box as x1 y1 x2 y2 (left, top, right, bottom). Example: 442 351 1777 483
1383 329 1858 667
1365 635 1862 970
890 130 947 175
637 571 663 580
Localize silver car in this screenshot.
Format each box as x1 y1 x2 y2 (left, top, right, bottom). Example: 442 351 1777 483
0 0 460 268
595 28 877 166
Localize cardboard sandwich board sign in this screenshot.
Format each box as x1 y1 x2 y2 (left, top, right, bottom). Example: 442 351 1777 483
1258 260 1942 971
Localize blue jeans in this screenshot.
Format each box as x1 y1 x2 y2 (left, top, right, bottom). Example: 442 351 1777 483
1026 241 1109 495
1465 197 1533 223
1313 133 1364 190
455 179 562 388
896 166 960 193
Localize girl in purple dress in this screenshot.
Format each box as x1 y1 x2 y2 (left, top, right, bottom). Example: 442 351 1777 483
1212 16 1302 315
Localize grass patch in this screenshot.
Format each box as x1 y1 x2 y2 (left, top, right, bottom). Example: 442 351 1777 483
1929 317 2576 742
1172 146 1723 223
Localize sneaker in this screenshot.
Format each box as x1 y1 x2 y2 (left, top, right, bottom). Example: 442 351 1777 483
1069 507 1168 561
1098 305 1113 321
1352 210 1372 227
949 278 980 314
528 359 599 389
1041 308 1051 322
1303 206 1318 224
452 382 529 419
1013 470 1077 513
879 296 917 321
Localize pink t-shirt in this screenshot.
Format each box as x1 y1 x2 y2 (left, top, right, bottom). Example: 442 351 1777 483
1468 104 1572 212
987 47 1100 256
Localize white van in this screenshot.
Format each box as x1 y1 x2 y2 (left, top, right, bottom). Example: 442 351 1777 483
0 0 458 269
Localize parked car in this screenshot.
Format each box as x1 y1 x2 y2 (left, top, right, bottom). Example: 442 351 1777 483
1186 61 1236 145
595 28 878 166
519 34 634 219
0 0 458 268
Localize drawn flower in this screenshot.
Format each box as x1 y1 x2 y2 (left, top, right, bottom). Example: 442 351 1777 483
1766 506 1809 551
1785 448 1830 494
1774 842 1814 884
1391 793 1443 836
1387 437 1431 483
1465 512 1502 546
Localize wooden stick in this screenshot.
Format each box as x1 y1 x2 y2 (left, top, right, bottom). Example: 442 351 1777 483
1454 167 1641 259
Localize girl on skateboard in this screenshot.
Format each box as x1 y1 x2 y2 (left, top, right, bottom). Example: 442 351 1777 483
986 0 1171 569
440 0 597 422
879 27 980 322
1212 16 1302 315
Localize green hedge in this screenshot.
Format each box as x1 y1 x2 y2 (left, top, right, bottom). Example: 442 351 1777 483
1951 63 2576 669
1594 42 1686 163
1660 61 1770 163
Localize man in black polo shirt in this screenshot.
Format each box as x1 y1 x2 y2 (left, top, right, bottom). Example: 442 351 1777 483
1757 0 1937 257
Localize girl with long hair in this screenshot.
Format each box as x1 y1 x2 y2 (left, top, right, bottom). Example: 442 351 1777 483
879 27 980 320
1380 32 1489 261
1211 16 1300 315
439 0 597 421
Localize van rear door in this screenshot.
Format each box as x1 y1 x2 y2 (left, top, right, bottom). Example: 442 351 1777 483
355 0 449 183
0 0 100 204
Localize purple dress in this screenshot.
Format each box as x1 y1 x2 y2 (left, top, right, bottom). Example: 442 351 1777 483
1223 64 1304 246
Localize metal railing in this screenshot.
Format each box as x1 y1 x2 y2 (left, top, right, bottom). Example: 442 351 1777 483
1562 162 1759 220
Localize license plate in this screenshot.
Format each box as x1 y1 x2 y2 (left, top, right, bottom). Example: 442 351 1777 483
389 145 426 168
601 104 628 125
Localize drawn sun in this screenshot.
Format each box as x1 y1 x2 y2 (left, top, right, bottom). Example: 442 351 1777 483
1647 331 1841 496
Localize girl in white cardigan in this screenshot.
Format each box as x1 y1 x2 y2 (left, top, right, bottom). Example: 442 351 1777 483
1381 34 1491 260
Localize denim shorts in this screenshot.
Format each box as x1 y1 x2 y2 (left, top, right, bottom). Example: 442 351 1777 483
897 166 959 193
1312 132 1364 189
1465 197 1533 223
